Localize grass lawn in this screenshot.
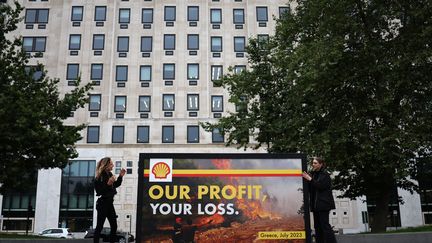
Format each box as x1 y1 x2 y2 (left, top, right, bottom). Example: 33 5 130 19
386 225 432 233
361 225 432 234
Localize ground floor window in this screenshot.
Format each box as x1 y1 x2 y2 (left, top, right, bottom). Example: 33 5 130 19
2 219 33 231
59 160 96 232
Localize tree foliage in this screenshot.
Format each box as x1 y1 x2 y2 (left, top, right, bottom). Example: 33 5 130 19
203 0 432 232
0 2 92 192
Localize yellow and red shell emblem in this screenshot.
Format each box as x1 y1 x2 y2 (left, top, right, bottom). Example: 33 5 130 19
151 162 171 179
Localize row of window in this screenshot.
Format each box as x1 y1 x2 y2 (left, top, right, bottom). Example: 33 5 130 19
67 34 265 53
89 94 225 113
66 63 245 82
86 125 224 144
63 6 289 24
23 34 268 54
26 6 289 25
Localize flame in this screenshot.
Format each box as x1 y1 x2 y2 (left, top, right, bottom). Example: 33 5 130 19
209 159 282 222
236 196 281 220
211 159 235 184
211 159 231 169
196 213 225 226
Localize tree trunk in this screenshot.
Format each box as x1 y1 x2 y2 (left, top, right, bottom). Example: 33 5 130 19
369 188 391 233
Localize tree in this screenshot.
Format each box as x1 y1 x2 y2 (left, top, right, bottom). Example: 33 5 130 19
0 2 92 192
202 0 432 232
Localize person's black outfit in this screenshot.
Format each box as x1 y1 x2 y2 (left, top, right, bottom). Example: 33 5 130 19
94 171 123 243
181 224 197 243
307 168 337 243
172 221 183 243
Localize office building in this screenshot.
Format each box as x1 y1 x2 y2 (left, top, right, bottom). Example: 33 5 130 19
0 0 429 236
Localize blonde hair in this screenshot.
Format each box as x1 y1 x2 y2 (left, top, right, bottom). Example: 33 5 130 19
95 157 112 180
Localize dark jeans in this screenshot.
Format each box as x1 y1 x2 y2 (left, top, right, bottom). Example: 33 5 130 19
313 210 337 243
94 197 117 243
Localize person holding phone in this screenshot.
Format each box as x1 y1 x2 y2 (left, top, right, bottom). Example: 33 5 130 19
93 157 126 243
302 157 337 243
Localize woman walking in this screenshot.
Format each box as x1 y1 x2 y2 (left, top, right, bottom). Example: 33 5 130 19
93 157 126 243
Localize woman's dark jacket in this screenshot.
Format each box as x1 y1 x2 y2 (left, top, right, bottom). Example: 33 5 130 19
308 169 336 212
95 171 123 199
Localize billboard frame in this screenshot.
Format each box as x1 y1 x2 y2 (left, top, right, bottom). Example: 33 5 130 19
137 153 311 243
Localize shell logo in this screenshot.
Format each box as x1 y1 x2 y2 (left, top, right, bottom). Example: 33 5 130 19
151 162 171 179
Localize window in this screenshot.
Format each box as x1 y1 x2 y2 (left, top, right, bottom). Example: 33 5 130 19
164 6 176 21
25 9 49 24
163 64 175 80
140 66 152 82
187 94 199 111
210 9 222 24
141 36 152 52
163 94 175 111
2 192 36 213
187 34 199 50
71 6 83 21
59 160 95 230
256 7 268 22
23 37 46 52
164 34 175 50
142 8 153 23
115 96 126 112
114 161 122 174
187 6 199 21
162 126 174 143
211 65 223 82
89 94 101 111
25 66 43 81
112 126 125 143
91 64 103 80
187 126 199 143
233 9 244 24
236 96 248 112
66 64 79 80
187 64 199 80
257 34 269 48
212 128 224 143
117 36 129 52
234 36 245 52
69 34 81 50
92 34 105 50
234 65 246 74
211 37 222 52
137 126 149 143
87 126 99 143
116 66 128 82
95 6 107 21
119 8 130 23
211 96 223 112
139 96 151 112
279 7 290 18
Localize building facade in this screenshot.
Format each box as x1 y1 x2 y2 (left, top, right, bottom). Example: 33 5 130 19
0 0 428 237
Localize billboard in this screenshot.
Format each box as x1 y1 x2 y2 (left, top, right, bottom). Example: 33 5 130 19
137 153 311 243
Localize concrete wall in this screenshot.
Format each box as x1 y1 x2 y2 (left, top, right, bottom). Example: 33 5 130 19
398 187 423 227
34 168 62 233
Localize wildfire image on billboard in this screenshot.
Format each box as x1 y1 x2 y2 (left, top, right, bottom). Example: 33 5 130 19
140 157 306 242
